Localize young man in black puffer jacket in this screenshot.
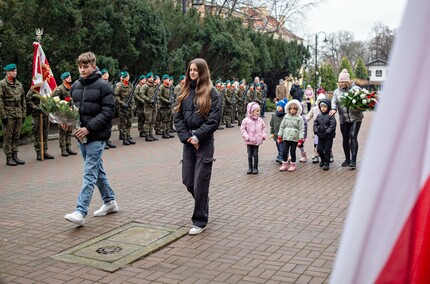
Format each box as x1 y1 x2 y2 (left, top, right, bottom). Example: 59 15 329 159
64 51 118 226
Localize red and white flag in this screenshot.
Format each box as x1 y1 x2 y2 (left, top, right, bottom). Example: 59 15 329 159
31 42 57 95
331 0 430 283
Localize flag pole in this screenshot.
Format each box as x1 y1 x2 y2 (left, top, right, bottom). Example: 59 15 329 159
36 29 44 161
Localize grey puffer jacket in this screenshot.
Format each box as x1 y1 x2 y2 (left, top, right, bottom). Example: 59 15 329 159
331 87 364 124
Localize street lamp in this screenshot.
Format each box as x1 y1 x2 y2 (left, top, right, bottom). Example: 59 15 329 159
314 31 327 100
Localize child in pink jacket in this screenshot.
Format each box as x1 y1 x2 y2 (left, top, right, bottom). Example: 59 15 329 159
241 102 266 174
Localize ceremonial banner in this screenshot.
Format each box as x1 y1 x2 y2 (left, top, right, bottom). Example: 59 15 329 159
331 0 430 283
31 42 57 95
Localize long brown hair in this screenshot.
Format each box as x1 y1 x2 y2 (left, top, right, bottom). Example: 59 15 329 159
174 58 213 118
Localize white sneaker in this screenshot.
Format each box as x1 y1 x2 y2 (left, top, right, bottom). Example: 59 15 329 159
94 200 118 217
65 211 85 226
188 226 206 235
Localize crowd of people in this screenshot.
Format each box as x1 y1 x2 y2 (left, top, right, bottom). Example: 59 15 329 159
0 56 364 234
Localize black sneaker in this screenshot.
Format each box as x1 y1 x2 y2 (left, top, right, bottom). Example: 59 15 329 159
323 164 329 171
341 160 350 167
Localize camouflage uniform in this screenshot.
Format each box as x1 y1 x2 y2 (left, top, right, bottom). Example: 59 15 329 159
52 83 75 154
114 81 134 142
134 83 146 136
0 76 26 164
141 82 158 141
26 89 54 159
254 87 263 105
223 87 234 128
158 83 174 138
236 86 247 126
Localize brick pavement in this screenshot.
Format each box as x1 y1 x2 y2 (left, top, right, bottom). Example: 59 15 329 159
0 112 373 283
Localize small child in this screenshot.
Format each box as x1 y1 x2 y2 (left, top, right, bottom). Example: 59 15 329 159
313 99 337 170
270 99 287 164
298 107 308 162
278 100 304 172
241 102 266 174
306 93 326 163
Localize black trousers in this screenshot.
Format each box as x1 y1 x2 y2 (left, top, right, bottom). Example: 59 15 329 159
282 140 298 162
317 137 333 165
340 121 362 161
182 137 214 228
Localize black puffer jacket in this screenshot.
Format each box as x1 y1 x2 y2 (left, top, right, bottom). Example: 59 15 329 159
313 99 336 139
173 82 222 143
71 70 115 142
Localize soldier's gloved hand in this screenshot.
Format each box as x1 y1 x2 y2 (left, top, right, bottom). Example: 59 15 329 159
151 101 155 107
122 103 129 110
1 117 8 126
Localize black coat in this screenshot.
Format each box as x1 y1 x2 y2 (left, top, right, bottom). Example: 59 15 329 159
71 70 115 142
289 84 303 102
173 84 222 143
313 99 336 139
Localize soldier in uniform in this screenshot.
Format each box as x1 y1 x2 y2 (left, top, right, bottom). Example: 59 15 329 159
236 81 247 126
168 76 176 133
174 75 185 103
100 69 117 149
141 72 159 141
246 83 255 103
223 81 234 128
254 83 263 105
260 78 268 117
134 74 147 137
26 88 55 161
158 74 175 139
114 71 136 145
52 72 78 156
153 75 163 136
0 64 26 166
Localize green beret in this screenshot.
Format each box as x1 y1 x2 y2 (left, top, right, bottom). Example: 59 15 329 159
215 80 221 85
138 74 146 81
225 80 231 84
169 76 173 80
180 75 185 81
162 74 169 81
61 72 71 80
155 75 160 79
121 71 129 77
4 64 16 71
100 69 108 75
146 72 153 78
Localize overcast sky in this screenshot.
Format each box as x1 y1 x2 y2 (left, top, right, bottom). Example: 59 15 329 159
297 0 409 42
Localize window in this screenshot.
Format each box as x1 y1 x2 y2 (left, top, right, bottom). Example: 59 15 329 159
368 70 372 77
376 70 382 77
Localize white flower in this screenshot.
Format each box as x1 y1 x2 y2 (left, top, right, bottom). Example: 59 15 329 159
59 100 68 104
352 99 356 104
53 96 60 103
362 99 367 104
43 94 49 99
362 88 369 94
360 93 366 99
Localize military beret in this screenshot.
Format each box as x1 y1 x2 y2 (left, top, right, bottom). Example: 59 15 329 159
162 74 170 81
215 80 221 85
146 72 153 78
100 69 108 75
61 72 71 80
225 80 231 84
180 75 185 81
169 76 173 80
138 74 146 81
155 75 160 79
121 71 129 77
4 64 16 71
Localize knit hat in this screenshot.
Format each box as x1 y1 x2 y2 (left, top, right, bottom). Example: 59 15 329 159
247 102 260 116
61 72 71 80
276 100 287 112
4 64 16 71
100 69 108 75
317 93 326 101
338 69 350 82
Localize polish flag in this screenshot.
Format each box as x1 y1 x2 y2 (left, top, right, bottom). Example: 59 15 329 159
331 0 430 283
31 42 57 95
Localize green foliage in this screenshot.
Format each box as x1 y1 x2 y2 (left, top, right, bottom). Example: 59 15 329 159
354 57 368 79
320 64 337 91
339 56 354 79
265 98 276 112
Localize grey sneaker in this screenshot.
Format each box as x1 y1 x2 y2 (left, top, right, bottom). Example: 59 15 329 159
188 226 206 235
94 200 118 217
65 211 85 226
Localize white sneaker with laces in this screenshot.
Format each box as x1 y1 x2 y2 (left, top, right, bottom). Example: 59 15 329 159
65 211 85 226
188 226 206 235
94 200 118 217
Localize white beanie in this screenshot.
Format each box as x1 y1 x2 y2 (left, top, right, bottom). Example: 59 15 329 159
317 93 326 101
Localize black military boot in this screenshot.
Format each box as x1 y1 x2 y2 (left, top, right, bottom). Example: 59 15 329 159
162 131 170 139
151 134 159 141
128 138 136 145
168 132 175 138
123 139 130 145
155 130 162 135
66 147 77 155
37 152 42 161
61 148 69 157
106 141 117 148
12 152 25 165
6 154 18 166
139 132 146 138
247 158 253 174
44 152 55 159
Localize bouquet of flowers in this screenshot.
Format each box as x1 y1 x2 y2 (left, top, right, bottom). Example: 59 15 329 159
35 93 87 143
340 86 378 111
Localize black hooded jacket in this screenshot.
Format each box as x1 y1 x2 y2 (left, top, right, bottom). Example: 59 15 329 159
71 70 115 142
173 82 222 143
313 99 336 139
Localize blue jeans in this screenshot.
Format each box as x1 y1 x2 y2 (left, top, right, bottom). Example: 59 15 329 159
75 141 115 216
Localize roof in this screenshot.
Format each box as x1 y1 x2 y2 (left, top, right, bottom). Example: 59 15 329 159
366 59 388 67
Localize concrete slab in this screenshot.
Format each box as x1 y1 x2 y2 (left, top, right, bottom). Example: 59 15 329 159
52 222 188 272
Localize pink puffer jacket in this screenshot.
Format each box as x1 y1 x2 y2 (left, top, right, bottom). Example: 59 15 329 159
240 102 267 145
